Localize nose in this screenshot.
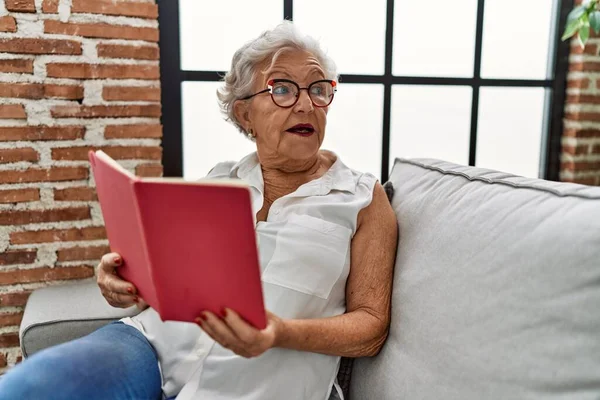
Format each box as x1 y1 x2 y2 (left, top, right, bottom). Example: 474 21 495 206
293 88 314 113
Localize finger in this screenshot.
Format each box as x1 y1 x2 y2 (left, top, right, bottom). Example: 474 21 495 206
222 308 258 343
99 252 122 273
103 290 137 308
103 273 137 296
136 298 149 310
197 312 240 349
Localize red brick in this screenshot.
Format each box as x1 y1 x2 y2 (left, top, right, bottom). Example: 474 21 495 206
0 59 33 74
135 163 163 177
0 207 90 226
592 144 600 154
53 146 162 161
0 148 39 163
564 112 600 123
0 250 36 265
567 78 590 90
0 126 85 141
0 38 81 55
561 160 600 172
570 61 600 72
42 0 58 13
54 187 97 201
0 167 88 184
0 352 6 367
97 43 159 60
10 226 106 245
0 266 94 285
0 83 43 99
571 42 599 56
57 245 110 262
0 291 31 307
44 84 84 100
561 176 599 185
51 105 161 118
103 86 160 102
71 0 158 19
104 124 162 139
44 20 159 42
0 188 39 203
566 94 600 104
0 333 19 348
46 63 159 80
5 0 35 13
0 104 26 119
562 143 590 156
0 312 24 328
562 128 600 138
0 16 17 32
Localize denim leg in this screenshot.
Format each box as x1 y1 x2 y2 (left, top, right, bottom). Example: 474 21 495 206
0 322 162 400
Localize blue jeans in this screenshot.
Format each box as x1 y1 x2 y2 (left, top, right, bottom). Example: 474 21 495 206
0 322 163 400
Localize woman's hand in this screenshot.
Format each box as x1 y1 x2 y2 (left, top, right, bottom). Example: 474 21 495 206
196 309 282 358
96 252 148 310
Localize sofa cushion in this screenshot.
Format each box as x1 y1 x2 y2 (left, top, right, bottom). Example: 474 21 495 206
20 281 139 357
350 158 600 399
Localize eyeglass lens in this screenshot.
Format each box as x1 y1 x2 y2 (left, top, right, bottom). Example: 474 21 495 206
271 81 334 107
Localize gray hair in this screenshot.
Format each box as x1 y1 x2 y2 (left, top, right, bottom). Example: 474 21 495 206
217 21 338 137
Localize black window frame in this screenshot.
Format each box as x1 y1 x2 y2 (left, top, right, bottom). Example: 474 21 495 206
158 0 573 182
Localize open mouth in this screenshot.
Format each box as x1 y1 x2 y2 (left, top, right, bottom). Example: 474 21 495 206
286 124 315 136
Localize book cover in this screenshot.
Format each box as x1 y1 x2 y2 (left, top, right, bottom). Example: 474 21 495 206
89 150 266 329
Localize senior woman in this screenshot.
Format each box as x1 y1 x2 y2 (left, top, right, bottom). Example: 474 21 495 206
0 21 397 400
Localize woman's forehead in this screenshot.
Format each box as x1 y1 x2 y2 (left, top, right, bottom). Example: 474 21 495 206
261 51 324 82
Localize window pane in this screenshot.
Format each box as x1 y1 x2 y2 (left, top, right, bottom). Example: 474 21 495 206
393 0 477 77
182 82 256 180
481 0 554 79
390 86 472 166
179 0 282 71
294 0 386 75
476 87 546 178
323 84 383 177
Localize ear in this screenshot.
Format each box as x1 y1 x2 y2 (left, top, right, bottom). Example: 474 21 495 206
233 100 251 132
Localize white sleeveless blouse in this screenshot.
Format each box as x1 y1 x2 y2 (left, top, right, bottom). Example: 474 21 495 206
121 152 377 400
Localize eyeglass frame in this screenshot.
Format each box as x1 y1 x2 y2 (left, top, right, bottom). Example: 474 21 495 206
240 78 337 108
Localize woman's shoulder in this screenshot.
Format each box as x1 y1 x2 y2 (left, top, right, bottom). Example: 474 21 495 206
205 161 237 179
205 152 258 179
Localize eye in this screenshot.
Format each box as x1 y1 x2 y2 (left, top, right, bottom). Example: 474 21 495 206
272 84 290 95
310 84 324 96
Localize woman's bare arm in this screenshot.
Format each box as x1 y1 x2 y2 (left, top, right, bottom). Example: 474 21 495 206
273 182 398 357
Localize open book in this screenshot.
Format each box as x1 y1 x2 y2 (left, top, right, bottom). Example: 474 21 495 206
89 150 266 329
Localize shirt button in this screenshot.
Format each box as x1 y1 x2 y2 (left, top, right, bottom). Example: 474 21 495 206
274 208 280 215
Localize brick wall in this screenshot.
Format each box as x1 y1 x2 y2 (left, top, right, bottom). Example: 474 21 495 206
0 0 161 371
562 37 600 186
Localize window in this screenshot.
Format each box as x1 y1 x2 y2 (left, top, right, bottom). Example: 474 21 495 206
158 0 572 182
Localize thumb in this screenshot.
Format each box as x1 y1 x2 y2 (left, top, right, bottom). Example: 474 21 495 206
135 298 149 311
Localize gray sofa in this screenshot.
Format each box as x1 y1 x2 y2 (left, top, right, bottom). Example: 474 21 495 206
20 158 600 399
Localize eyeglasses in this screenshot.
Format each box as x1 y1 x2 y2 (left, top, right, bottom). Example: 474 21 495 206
241 79 337 108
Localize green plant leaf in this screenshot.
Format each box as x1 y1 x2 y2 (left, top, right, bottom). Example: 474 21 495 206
590 10 600 34
568 5 588 23
562 18 582 40
579 24 591 47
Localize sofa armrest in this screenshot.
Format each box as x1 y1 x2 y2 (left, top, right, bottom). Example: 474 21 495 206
20 281 140 358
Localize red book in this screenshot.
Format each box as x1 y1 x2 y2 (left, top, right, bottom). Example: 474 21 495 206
89 150 266 329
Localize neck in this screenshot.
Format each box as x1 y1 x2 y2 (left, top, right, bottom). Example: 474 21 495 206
260 152 329 202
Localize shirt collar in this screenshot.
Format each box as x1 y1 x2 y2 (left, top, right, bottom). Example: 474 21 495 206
231 152 356 196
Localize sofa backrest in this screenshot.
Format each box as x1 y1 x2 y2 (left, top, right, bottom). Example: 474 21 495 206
350 158 600 399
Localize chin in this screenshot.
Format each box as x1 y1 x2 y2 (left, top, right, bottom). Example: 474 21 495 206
283 141 320 160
